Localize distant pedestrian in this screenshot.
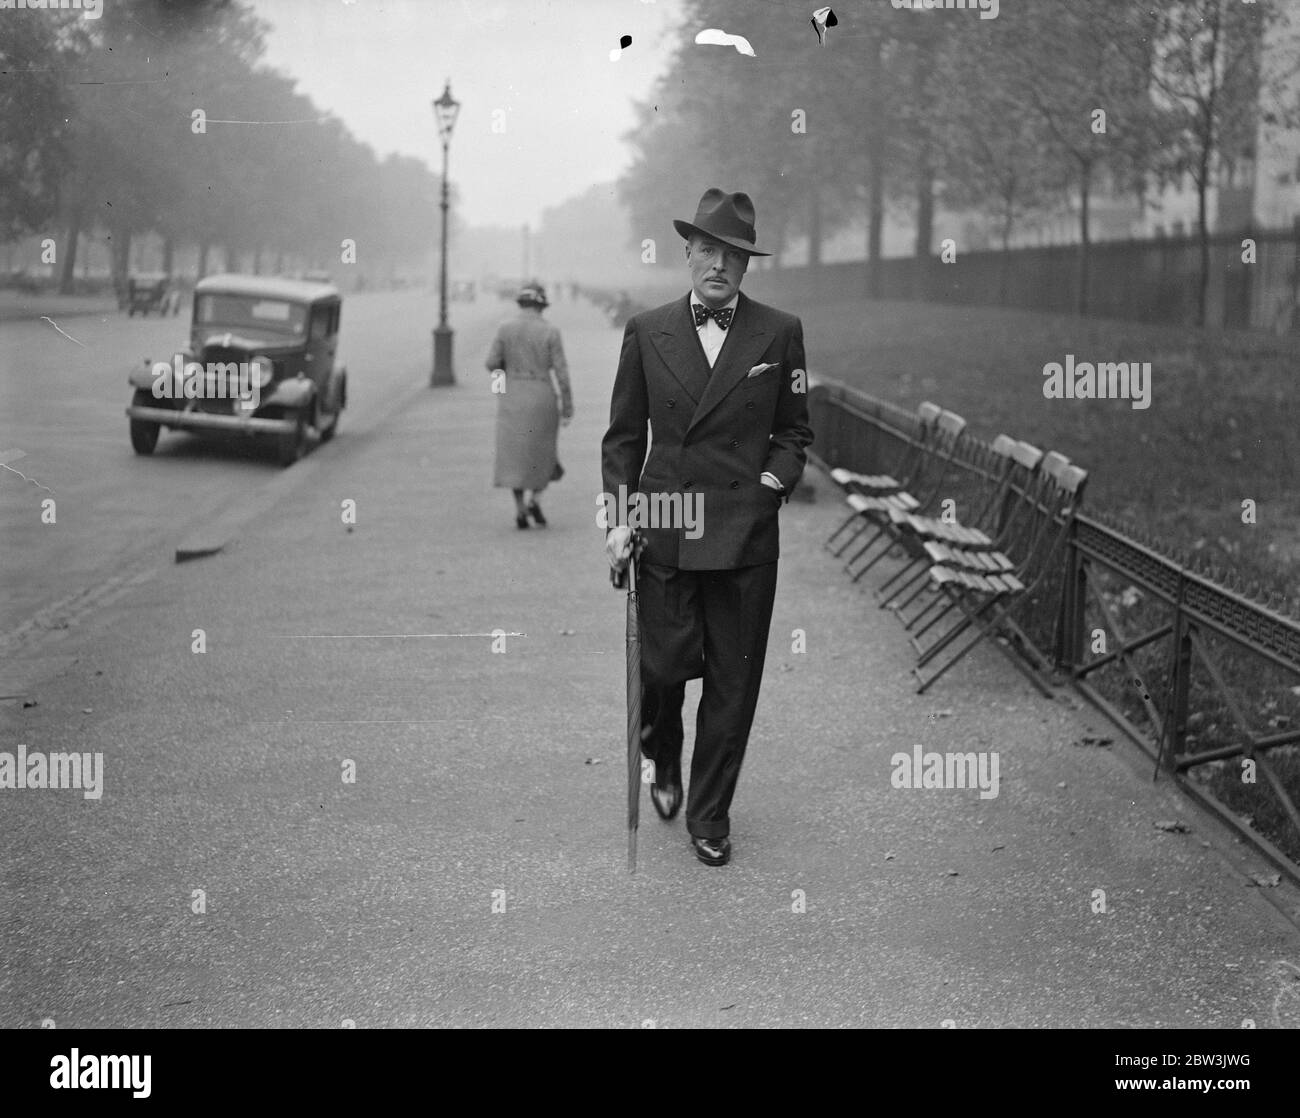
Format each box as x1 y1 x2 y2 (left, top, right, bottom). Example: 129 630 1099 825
485 280 574 528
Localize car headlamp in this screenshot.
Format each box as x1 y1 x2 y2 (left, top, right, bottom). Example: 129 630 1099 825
250 355 274 387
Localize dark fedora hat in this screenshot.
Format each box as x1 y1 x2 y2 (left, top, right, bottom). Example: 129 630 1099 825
673 188 771 257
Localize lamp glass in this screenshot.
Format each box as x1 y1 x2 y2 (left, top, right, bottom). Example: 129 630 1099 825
433 82 460 142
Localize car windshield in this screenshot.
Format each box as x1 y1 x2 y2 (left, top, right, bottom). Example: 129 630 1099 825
195 293 308 336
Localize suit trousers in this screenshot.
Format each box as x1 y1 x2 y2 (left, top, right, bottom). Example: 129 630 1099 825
637 560 779 840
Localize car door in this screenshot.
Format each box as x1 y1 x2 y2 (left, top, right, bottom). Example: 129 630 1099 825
306 301 336 399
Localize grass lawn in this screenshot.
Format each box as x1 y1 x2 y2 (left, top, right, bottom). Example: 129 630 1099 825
798 297 1300 593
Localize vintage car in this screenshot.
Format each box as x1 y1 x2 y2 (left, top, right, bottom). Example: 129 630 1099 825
125 273 347 466
125 272 180 316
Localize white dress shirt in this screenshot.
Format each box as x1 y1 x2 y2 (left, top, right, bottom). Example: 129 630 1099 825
689 290 784 496
691 292 739 369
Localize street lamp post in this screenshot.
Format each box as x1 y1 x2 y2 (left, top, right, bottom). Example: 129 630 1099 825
432 79 461 387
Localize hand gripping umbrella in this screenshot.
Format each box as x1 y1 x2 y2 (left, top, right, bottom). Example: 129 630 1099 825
612 531 645 872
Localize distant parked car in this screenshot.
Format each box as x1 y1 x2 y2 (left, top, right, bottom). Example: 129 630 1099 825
125 272 180 317
125 273 348 466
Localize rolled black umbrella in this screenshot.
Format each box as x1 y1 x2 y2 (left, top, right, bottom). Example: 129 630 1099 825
612 532 644 872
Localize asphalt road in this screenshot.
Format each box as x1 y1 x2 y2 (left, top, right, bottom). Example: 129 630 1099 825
0 289 501 635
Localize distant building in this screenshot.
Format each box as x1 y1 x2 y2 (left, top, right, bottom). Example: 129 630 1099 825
1130 10 1299 239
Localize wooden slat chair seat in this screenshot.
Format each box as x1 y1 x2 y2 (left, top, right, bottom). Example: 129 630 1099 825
889 443 1055 628
825 401 943 554
872 435 1039 610
929 565 1025 594
871 433 1026 611
923 540 1017 572
910 461 1089 696
892 507 992 547
847 491 921 515
843 408 969 581
830 467 903 492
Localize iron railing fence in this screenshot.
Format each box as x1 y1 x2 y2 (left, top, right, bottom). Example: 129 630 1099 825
809 376 1300 878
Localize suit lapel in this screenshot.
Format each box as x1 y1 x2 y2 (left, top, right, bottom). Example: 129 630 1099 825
687 292 773 435
647 296 710 406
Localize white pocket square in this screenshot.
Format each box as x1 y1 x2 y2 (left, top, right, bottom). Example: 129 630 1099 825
747 362 779 378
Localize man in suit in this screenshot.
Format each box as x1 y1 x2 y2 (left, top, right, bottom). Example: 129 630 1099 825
602 188 814 866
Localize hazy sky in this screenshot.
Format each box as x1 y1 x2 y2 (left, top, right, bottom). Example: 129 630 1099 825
248 0 686 229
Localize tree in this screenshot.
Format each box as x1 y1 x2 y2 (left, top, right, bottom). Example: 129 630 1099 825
931 20 1067 257
0 13 82 243
998 0 1156 315
1139 0 1299 325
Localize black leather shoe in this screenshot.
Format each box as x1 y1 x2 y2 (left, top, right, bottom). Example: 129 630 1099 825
527 500 547 527
691 835 731 866
515 512 529 529
649 760 682 821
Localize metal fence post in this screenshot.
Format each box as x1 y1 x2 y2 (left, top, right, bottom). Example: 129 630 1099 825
1055 521 1086 672
1166 580 1192 770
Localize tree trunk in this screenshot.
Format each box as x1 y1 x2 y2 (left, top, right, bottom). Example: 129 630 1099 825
998 205 1014 304
808 185 823 267
1077 161 1091 316
59 206 82 295
197 241 210 278
915 160 934 257
867 158 885 299
865 32 885 299
108 221 132 304
162 236 174 277
1196 160 1211 327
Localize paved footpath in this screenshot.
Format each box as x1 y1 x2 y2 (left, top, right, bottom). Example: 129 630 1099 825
3 297 1300 1028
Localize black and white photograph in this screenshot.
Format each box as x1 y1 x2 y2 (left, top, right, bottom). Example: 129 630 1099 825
4 0 1300 1067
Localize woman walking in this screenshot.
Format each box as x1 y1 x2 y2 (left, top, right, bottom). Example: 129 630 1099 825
485 281 574 528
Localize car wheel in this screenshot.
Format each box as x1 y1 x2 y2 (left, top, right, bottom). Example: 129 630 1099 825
276 407 307 467
129 390 160 455
319 382 340 443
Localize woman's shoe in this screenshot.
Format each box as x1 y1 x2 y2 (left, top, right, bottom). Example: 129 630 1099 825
527 501 547 527
516 512 530 529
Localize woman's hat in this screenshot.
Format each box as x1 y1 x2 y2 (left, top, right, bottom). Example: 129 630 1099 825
517 280 549 307
673 188 771 257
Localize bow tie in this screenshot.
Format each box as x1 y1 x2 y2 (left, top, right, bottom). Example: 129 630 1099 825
693 303 734 331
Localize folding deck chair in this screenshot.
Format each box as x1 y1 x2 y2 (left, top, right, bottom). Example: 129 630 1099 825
910 459 1088 695
871 434 1021 608
899 444 1071 637
881 440 1049 619
841 409 968 582
860 433 1023 598
824 401 942 556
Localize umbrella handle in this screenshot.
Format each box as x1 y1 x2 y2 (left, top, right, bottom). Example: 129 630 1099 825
610 531 644 590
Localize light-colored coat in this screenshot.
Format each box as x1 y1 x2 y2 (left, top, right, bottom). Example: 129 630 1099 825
486 311 573 489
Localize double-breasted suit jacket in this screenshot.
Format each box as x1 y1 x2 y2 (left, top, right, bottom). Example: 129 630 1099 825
602 292 814 569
